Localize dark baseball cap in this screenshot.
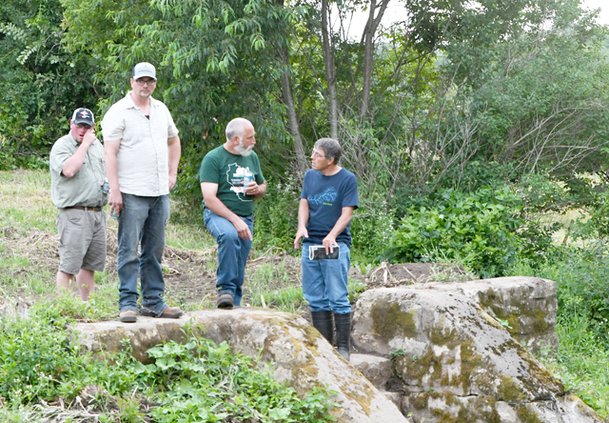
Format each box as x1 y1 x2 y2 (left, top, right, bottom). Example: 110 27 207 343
71 108 95 126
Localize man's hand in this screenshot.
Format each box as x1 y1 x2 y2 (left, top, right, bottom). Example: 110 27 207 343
322 235 338 254
82 128 96 147
232 217 253 240
168 173 177 191
244 180 266 198
294 227 308 249
109 190 123 215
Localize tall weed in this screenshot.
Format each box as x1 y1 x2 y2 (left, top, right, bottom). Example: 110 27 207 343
351 192 395 263
254 175 300 252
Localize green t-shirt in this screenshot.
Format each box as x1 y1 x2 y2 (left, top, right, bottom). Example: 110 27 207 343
198 145 265 217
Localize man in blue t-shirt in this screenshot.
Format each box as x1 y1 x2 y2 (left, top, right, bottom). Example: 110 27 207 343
294 138 359 360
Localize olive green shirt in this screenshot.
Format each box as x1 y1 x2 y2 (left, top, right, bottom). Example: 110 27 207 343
50 133 106 208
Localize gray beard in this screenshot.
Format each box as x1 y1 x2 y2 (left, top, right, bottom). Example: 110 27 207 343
235 144 254 157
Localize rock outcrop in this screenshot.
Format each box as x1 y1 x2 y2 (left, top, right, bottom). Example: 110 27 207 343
351 276 601 422
72 276 602 423
74 309 408 423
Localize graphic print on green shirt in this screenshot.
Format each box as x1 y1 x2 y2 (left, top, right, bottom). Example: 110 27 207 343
199 146 264 217
226 163 255 201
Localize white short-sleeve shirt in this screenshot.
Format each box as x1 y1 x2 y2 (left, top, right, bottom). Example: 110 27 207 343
101 93 179 196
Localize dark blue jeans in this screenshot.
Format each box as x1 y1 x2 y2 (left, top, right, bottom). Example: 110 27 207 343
204 208 253 306
117 194 169 315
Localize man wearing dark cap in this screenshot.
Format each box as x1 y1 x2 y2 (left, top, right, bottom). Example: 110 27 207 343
101 62 183 323
50 107 107 301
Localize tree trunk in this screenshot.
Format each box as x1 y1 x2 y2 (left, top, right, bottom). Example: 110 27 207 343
279 53 308 175
321 0 338 139
273 0 307 176
360 0 389 119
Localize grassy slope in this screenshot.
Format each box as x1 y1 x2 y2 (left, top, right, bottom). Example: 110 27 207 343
0 169 309 317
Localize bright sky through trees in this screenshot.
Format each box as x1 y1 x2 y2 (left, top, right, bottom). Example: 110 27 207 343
342 0 609 40
581 0 609 25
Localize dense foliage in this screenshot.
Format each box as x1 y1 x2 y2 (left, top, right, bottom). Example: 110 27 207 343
388 186 525 277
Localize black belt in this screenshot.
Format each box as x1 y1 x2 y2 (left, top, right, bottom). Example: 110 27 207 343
62 206 103 212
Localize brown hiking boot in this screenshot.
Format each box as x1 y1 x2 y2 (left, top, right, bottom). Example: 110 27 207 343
216 293 234 309
119 310 137 323
139 306 183 319
159 306 183 318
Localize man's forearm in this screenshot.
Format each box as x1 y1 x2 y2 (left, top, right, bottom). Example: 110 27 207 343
168 136 181 178
204 196 242 224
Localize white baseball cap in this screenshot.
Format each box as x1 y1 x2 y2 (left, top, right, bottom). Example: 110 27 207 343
132 62 156 80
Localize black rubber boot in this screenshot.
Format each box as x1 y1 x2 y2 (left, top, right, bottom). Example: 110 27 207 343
311 310 334 344
334 312 351 360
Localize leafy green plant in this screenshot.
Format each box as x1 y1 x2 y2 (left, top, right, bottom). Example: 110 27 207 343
253 175 300 252
387 186 526 277
124 336 335 422
0 304 104 405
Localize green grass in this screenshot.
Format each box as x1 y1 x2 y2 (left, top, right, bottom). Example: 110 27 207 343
0 169 57 233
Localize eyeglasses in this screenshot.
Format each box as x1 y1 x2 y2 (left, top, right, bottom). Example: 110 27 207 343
311 150 326 159
135 78 156 86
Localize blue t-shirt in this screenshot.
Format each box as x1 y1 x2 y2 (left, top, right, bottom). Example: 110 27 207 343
300 168 359 246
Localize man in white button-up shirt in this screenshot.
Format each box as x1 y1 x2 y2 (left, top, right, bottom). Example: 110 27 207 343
102 62 183 323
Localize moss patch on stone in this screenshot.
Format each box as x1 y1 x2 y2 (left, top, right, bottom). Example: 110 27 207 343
478 287 552 341
498 375 525 402
515 404 543 423
371 299 417 339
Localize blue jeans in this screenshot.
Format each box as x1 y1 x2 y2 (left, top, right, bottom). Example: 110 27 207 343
117 194 169 314
204 209 253 306
301 242 351 314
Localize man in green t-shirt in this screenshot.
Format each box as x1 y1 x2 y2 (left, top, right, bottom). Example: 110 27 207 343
199 117 267 309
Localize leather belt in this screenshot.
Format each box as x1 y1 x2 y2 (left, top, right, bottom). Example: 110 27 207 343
62 206 103 212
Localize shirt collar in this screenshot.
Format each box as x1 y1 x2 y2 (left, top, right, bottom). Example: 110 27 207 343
125 92 156 110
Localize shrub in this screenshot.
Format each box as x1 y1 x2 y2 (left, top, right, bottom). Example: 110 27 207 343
582 185 609 239
351 193 395 263
386 186 525 277
253 175 300 253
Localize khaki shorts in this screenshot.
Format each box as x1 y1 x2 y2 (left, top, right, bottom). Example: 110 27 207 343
57 208 107 275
